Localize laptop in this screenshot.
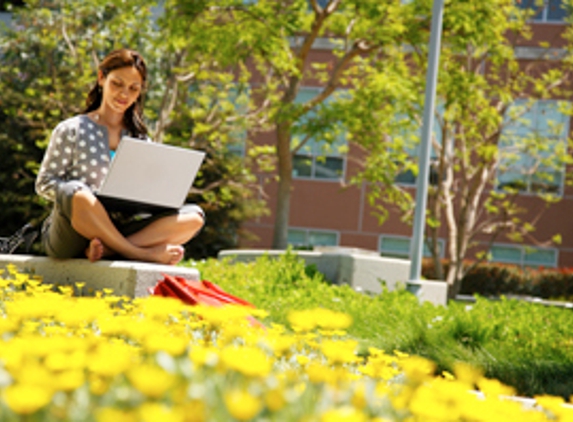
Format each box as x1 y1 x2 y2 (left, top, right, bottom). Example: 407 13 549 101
96 136 206 214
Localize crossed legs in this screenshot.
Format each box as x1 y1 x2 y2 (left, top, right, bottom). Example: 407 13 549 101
70 189 203 265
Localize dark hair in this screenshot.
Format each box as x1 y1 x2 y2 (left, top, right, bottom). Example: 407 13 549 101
84 48 148 138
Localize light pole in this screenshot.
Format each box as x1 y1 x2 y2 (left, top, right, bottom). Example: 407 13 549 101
409 0 445 283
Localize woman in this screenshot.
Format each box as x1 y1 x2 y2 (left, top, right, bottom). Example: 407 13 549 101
36 48 204 265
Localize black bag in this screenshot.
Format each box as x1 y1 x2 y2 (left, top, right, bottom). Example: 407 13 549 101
0 223 38 254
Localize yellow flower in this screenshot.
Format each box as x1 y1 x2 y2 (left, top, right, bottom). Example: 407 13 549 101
144 333 189 356
224 389 262 421
401 355 436 382
321 406 367 422
351 384 367 409
453 361 483 387
264 388 286 411
127 364 176 399
134 295 187 320
138 402 184 422
477 377 516 397
96 407 138 422
221 345 272 378
288 309 353 333
306 362 338 384
320 339 359 365
2 383 52 415
88 375 110 396
288 310 317 332
12 361 54 391
189 344 219 367
263 334 296 357
88 342 135 377
53 370 85 392
181 400 207 422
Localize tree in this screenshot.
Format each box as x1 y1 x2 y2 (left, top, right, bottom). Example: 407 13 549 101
0 0 267 258
171 0 415 249
347 0 573 298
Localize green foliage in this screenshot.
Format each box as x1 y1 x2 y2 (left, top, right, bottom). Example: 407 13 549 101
190 253 573 397
351 0 573 294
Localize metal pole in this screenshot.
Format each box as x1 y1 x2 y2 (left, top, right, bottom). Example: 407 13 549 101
409 0 445 282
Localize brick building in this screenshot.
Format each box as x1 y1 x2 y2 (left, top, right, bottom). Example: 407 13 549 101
242 1 573 270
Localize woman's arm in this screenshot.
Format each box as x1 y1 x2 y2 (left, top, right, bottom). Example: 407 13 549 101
35 121 77 202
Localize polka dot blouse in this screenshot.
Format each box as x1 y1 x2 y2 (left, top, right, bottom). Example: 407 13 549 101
36 115 147 202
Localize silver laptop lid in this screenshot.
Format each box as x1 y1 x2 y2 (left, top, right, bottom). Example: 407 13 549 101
97 136 205 209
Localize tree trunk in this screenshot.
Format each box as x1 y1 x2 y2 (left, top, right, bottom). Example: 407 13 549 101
445 259 464 300
272 121 293 249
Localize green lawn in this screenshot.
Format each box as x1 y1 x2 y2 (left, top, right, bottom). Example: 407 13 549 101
186 251 573 398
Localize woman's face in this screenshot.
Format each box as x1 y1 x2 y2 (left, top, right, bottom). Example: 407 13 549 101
98 66 143 114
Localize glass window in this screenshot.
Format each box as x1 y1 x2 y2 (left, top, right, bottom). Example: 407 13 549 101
292 87 347 181
490 244 557 267
516 0 567 22
392 111 442 186
288 228 338 249
379 235 444 259
498 100 570 195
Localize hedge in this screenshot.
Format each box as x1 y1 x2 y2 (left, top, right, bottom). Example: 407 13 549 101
421 259 573 300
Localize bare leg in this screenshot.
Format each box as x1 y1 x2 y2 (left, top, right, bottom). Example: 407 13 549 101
86 208 204 262
126 212 204 248
71 190 186 265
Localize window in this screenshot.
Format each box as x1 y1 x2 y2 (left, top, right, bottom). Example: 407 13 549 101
292 87 347 180
288 228 339 249
490 244 558 267
498 100 570 195
517 0 567 23
379 235 445 259
392 113 441 186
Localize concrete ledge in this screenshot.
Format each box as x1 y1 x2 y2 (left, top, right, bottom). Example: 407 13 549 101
406 280 449 307
218 248 449 306
0 254 200 298
218 247 411 294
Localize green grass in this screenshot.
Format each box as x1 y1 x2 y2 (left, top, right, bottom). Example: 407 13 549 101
184 251 573 398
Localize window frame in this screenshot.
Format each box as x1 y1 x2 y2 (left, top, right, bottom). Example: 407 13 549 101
291 86 348 182
489 243 558 268
378 234 445 259
287 227 340 249
497 99 570 196
516 0 567 23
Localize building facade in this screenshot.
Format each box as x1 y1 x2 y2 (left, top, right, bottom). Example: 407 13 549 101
242 1 573 270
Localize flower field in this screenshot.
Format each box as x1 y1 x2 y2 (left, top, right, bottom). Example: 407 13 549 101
1 264 573 421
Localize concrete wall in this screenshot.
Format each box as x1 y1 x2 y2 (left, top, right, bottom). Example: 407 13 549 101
0 254 200 298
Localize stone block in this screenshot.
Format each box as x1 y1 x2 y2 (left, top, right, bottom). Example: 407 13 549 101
406 280 448 306
0 254 200 298
218 247 411 295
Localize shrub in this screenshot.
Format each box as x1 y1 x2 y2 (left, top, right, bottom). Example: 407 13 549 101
422 258 573 300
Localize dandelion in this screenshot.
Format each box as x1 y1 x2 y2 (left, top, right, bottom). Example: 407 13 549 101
224 389 262 421
96 407 138 422
138 402 184 422
189 344 219 367
127 364 176 399
321 339 359 365
221 345 272 378
477 377 516 398
143 333 189 356
2 383 53 415
265 388 287 411
321 406 368 422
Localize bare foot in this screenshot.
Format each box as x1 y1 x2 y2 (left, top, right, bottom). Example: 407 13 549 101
85 238 105 262
145 245 184 265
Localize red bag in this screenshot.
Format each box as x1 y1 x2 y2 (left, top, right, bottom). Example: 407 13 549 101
150 274 264 327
